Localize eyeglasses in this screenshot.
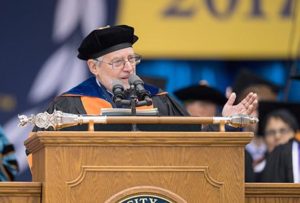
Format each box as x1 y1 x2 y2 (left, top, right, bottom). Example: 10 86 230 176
95 54 142 70
265 128 292 137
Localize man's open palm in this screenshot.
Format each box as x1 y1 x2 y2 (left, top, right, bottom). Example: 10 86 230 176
222 92 258 117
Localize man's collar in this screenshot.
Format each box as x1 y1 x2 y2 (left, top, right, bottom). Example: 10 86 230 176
95 78 113 96
62 76 161 98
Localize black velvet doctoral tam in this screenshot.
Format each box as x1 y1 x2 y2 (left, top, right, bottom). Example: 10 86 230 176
77 25 138 60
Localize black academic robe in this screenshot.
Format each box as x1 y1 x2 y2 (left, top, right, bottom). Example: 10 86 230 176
33 77 202 132
245 150 255 182
261 139 295 182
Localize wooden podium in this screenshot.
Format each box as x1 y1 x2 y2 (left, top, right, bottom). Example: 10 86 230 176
24 131 252 203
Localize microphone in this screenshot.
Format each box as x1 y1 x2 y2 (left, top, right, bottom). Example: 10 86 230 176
128 75 152 105
112 80 126 104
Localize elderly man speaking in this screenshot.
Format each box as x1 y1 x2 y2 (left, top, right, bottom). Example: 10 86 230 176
34 25 257 131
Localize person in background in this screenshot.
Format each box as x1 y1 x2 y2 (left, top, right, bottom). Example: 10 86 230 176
258 102 300 182
254 108 298 181
231 69 281 178
232 69 279 104
264 110 296 153
0 126 19 181
174 82 227 117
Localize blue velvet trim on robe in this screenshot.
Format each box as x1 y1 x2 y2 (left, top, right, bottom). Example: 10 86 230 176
62 77 160 98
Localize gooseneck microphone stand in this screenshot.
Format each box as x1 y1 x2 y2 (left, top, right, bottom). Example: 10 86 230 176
129 84 138 131
114 85 152 131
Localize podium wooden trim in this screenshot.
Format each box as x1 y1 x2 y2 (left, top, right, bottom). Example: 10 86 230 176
25 131 252 153
0 182 41 203
245 183 300 197
0 182 41 195
67 166 223 187
245 183 300 202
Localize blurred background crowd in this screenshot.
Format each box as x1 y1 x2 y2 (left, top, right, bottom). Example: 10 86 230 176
0 0 300 181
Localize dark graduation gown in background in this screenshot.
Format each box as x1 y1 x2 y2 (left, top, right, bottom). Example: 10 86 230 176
33 77 202 132
245 150 255 182
261 139 295 182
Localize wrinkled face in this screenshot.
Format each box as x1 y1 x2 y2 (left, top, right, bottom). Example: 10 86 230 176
87 47 137 91
264 117 295 152
185 101 217 117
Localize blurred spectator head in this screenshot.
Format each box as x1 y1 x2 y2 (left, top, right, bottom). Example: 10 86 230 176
232 69 281 103
259 101 300 152
174 83 227 117
232 69 281 134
